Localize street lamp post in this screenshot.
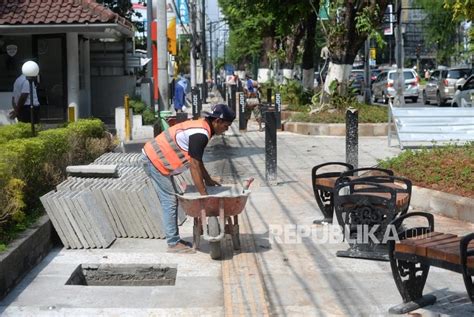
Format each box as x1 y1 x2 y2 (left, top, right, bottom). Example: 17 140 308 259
22 61 39 136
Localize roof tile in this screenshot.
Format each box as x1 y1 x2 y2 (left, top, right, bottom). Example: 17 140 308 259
0 0 132 30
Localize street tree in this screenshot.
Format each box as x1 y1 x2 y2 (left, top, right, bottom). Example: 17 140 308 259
444 0 474 20
218 0 319 89
415 0 460 65
322 0 389 94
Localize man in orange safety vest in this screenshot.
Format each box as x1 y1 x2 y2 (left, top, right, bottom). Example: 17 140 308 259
142 104 236 253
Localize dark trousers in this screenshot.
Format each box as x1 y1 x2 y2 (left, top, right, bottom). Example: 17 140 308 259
17 106 40 124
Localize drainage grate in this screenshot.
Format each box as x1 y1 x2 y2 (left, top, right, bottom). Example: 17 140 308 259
66 264 177 286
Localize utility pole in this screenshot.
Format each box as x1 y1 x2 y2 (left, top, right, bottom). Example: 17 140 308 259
147 0 153 76
364 38 371 104
201 0 207 100
394 0 404 106
209 23 213 87
190 0 197 88
157 0 169 110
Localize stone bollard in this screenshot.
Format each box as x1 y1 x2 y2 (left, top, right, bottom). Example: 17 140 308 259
265 109 277 184
346 108 359 170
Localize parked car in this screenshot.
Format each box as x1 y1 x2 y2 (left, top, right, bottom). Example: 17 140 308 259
423 67 472 106
370 69 381 86
371 69 420 103
349 69 365 94
451 75 474 107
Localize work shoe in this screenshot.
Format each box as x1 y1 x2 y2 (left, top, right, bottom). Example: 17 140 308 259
167 241 195 254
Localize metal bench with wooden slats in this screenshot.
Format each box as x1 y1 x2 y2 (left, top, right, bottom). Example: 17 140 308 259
311 163 393 224
387 212 474 314
334 177 411 261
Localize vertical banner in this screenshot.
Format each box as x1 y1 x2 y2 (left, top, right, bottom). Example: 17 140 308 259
176 0 189 25
239 92 246 130
275 92 281 130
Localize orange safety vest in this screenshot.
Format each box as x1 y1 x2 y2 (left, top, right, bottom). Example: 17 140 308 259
143 119 212 176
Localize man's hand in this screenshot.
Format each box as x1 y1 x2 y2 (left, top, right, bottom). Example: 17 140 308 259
205 177 221 187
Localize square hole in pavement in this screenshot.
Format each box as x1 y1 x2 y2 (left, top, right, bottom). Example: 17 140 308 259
66 264 177 286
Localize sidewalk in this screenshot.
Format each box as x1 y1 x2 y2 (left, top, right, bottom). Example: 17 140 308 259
1 107 473 316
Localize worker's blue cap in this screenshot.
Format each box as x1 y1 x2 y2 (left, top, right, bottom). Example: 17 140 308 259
206 104 236 122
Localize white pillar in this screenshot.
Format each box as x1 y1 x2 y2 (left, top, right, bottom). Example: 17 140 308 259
156 0 169 110
67 32 80 120
83 38 91 117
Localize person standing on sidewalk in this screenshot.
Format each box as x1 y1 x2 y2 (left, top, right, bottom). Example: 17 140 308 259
141 104 236 253
11 72 40 123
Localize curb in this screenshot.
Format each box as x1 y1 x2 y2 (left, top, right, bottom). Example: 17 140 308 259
283 121 390 136
411 186 474 223
0 215 53 300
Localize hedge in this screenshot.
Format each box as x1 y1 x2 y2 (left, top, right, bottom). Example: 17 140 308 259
0 119 115 245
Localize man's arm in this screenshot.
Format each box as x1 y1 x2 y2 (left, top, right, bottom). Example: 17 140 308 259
14 93 28 112
189 157 208 195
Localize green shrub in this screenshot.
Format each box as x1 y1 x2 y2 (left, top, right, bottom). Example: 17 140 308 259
0 119 114 246
378 143 473 197
0 123 34 144
289 103 388 123
129 98 156 125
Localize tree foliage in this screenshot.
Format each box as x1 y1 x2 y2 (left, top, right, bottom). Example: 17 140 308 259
444 0 474 21
416 0 462 65
97 0 144 32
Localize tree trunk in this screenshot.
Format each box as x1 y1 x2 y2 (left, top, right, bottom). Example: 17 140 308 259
302 11 317 90
323 1 390 94
260 37 275 68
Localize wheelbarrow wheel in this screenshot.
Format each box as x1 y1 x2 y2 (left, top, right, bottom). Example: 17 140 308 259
208 217 222 260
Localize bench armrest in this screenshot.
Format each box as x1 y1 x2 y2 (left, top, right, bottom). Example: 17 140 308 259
389 211 434 240
461 232 474 268
312 162 354 191
341 167 394 177
311 162 354 178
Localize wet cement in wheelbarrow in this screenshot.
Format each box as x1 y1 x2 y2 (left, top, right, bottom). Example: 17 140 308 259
182 185 248 197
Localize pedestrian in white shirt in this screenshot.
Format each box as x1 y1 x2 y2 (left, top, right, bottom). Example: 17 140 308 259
11 74 40 123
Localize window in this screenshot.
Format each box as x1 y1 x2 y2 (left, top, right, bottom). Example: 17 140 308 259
430 71 439 80
388 71 415 80
464 78 474 90
0 35 33 92
447 69 471 79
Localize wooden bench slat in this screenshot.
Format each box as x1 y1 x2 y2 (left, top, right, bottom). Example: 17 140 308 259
415 236 460 256
395 233 454 254
426 241 474 266
314 177 338 188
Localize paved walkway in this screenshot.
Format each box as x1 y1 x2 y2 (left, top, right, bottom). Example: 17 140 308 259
1 107 473 316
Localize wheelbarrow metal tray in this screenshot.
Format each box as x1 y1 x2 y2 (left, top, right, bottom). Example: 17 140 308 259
177 186 250 218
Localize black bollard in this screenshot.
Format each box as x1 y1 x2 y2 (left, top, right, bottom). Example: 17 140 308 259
197 84 203 114
346 108 359 170
192 87 199 119
238 92 246 130
275 92 282 130
265 110 277 184
222 83 226 101
266 88 272 104
230 84 237 113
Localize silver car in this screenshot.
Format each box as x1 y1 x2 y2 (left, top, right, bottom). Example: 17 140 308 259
371 69 420 104
451 75 474 107
423 68 472 106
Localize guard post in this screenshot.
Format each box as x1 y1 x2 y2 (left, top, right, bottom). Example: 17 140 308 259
266 88 272 104
265 109 277 184
124 94 131 141
230 84 237 113
346 108 359 169
275 92 282 130
192 87 200 119
238 92 246 131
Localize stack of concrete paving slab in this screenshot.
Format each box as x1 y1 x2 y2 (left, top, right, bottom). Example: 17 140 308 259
40 152 187 249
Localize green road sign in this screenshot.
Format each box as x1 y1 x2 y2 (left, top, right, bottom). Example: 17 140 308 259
319 0 330 20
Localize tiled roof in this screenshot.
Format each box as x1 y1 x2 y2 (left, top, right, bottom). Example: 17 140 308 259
0 0 133 30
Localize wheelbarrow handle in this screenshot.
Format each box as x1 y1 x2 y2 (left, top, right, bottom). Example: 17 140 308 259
243 177 255 192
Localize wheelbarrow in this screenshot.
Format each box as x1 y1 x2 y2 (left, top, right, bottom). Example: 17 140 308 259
176 178 253 259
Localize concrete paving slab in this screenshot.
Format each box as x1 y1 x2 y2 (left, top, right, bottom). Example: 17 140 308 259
40 191 71 249
4 113 474 316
